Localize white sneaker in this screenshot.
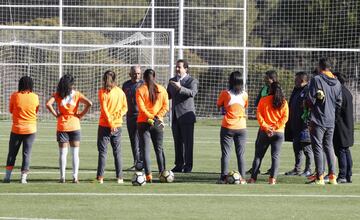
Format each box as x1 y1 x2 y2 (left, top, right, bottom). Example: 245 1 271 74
20 178 27 184
117 178 124 184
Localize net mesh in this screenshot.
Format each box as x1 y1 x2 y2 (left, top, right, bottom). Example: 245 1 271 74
0 28 172 120
0 0 359 120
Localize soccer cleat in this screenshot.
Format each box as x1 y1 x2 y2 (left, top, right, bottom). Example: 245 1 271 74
117 178 124 184
59 178 66 183
20 178 27 184
323 175 329 183
300 170 312 177
246 168 260 175
216 179 227 184
268 177 276 185
307 175 325 185
72 178 79 184
328 174 337 185
314 179 325 185
307 173 317 181
285 169 301 176
336 178 347 184
247 178 256 184
96 176 104 184
262 168 271 175
146 174 152 183
240 179 247 185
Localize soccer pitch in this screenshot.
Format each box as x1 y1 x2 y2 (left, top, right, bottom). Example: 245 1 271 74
0 121 359 219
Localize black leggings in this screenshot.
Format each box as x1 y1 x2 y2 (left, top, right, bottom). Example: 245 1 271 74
6 132 36 172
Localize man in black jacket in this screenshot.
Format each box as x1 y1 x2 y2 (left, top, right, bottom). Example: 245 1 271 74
167 59 198 173
333 72 354 183
285 72 313 177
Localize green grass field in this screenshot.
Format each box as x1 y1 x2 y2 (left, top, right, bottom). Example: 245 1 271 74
0 121 359 219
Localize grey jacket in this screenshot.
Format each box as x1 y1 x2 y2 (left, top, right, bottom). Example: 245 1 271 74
307 72 342 128
167 74 198 124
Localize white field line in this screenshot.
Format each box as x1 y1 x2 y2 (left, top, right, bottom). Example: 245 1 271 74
0 171 359 176
0 218 72 220
0 192 360 198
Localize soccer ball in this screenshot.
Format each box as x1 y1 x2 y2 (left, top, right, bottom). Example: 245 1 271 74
132 172 146 186
159 170 175 183
226 170 241 184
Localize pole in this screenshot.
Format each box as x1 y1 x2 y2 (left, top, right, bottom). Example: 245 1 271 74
59 0 63 78
178 0 184 59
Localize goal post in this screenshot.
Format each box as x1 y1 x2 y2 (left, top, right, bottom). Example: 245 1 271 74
0 26 175 121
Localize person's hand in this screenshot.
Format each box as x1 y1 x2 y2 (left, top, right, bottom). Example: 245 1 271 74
266 126 274 137
170 81 181 91
75 113 83 119
111 127 118 135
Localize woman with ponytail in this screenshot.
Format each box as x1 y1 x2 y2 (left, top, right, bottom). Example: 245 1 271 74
216 71 248 184
136 69 169 183
46 74 92 183
248 82 289 184
96 70 128 184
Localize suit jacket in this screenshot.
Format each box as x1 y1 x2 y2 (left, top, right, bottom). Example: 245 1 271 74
167 74 198 124
333 85 354 148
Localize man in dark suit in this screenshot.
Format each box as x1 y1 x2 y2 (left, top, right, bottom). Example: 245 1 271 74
167 59 198 173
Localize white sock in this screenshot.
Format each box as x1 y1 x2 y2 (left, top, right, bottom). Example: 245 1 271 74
21 172 28 183
59 147 68 179
21 172 28 180
70 147 80 180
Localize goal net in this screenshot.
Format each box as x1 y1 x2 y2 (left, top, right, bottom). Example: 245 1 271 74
0 26 175 121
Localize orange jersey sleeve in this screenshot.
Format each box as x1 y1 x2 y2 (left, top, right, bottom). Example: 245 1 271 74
98 86 128 128
10 91 39 134
136 84 169 123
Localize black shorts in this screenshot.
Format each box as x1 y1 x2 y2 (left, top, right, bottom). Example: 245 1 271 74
57 130 81 143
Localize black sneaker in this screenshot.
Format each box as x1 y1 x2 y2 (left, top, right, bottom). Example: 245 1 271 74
285 169 301 176
337 178 348 184
246 168 260 175
261 168 271 175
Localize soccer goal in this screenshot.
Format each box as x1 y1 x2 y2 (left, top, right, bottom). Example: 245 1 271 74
0 26 175 121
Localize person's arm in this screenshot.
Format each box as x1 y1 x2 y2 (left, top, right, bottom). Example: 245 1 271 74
46 96 59 118
9 94 14 114
76 93 92 119
99 90 116 129
156 90 169 119
306 78 318 107
136 89 155 120
35 95 40 113
273 101 289 130
178 78 198 97
216 91 225 108
256 98 271 132
120 90 128 117
166 81 172 100
244 92 249 109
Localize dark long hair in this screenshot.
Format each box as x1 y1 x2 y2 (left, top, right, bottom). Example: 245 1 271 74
228 71 243 94
265 70 278 82
18 76 34 92
269 82 285 109
143 69 159 104
103 70 116 92
57 74 74 99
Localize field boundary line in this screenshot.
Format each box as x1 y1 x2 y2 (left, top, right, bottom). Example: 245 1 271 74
1 193 360 198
